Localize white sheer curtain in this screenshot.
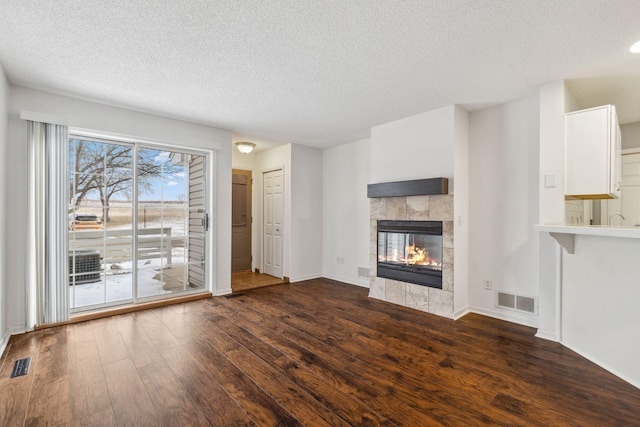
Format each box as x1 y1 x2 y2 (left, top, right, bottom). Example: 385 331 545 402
26 121 69 327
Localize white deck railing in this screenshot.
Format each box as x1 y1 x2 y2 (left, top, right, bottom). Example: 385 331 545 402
69 227 173 265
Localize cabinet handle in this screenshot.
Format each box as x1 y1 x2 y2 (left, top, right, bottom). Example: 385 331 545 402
615 182 621 191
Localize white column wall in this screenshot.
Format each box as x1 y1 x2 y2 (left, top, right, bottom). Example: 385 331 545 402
468 96 540 326
0 64 9 352
536 81 579 340
6 86 232 331
452 106 470 315
290 144 323 282
370 105 455 189
322 139 371 287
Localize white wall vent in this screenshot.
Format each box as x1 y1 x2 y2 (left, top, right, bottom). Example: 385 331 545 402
358 266 370 278
496 291 537 314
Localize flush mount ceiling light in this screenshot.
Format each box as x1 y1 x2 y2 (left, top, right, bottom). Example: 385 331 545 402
235 142 256 154
630 39 640 53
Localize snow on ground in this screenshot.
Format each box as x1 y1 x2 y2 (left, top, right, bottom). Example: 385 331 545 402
71 218 188 308
70 264 168 308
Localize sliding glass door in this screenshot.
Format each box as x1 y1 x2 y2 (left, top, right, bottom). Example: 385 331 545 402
136 148 208 298
68 135 208 312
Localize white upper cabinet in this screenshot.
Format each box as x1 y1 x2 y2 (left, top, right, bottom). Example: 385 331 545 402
565 105 621 200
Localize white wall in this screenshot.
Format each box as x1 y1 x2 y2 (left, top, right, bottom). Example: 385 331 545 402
0 64 9 351
232 149 257 170
250 143 322 282
561 235 640 389
536 81 578 340
452 106 470 315
468 96 540 326
290 144 323 282
322 139 371 287
6 86 232 332
255 144 292 278
621 122 640 150
371 105 455 189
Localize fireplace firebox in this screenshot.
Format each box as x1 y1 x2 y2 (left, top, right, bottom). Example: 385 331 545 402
377 220 443 288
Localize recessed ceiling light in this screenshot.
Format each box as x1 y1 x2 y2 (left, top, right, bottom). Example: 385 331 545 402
630 40 640 53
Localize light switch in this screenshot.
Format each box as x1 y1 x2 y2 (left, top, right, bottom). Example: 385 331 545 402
544 173 556 188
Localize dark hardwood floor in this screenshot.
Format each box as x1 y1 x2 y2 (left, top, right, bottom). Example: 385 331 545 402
1 278 639 426
231 270 288 292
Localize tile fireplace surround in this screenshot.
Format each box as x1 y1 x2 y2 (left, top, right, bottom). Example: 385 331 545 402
369 194 454 318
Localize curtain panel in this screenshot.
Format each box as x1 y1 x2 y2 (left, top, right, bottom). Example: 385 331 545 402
26 121 69 327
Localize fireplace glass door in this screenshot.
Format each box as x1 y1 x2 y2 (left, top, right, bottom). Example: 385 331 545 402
377 221 443 288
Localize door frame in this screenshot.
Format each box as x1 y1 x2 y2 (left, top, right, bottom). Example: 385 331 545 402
232 169 253 272
600 148 640 226
261 166 285 279
68 128 214 313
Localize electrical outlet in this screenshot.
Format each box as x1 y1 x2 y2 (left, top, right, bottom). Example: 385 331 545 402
483 280 492 290
336 256 344 264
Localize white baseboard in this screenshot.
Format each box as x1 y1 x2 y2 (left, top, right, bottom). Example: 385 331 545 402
0 326 28 359
322 274 369 288
464 305 539 328
453 305 471 320
535 329 560 342
561 340 640 391
214 287 232 296
289 274 322 283
0 328 11 358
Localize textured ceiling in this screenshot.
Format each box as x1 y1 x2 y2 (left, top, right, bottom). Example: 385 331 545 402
1 0 640 148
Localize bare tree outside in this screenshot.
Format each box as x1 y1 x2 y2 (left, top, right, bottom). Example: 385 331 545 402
69 139 180 221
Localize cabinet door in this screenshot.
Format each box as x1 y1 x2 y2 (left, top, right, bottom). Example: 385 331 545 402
565 106 612 197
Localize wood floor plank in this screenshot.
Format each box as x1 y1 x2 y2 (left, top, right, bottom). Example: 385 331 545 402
230 290 513 425
92 318 131 365
207 296 385 402
194 313 351 427
138 359 211 426
67 339 116 426
186 339 304 426
206 309 390 426
215 295 542 426
240 282 640 426
24 328 71 426
161 345 255 426
281 282 640 425
102 357 162 426
231 271 287 292
134 310 183 350
0 332 43 426
3 278 640 426
114 314 164 368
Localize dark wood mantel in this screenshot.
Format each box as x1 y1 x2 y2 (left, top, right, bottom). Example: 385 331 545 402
367 177 448 198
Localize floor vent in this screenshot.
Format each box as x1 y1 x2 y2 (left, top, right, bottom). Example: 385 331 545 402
11 357 31 378
224 293 245 299
357 266 370 278
496 291 537 314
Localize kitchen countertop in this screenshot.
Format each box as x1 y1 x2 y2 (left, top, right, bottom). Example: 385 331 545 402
534 224 640 253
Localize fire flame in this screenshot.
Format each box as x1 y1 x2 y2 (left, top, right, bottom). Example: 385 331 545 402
405 245 440 266
379 245 441 268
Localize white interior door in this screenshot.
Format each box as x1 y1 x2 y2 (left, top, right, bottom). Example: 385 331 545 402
602 152 640 226
263 169 284 278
